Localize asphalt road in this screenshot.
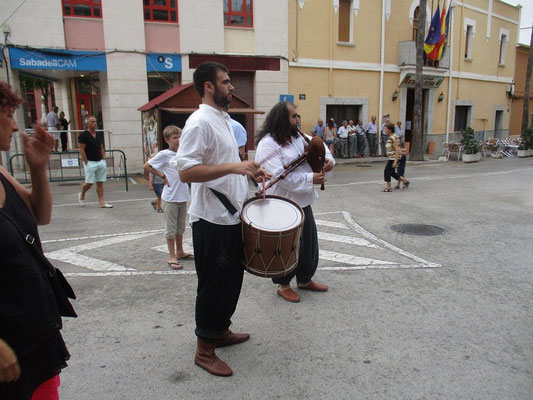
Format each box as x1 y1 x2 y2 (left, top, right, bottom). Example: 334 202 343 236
37 156 532 399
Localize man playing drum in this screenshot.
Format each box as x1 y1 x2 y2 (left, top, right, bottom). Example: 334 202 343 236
171 62 268 377
255 102 335 303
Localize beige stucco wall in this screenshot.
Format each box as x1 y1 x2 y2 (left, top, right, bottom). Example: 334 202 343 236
224 28 255 54
289 0 520 140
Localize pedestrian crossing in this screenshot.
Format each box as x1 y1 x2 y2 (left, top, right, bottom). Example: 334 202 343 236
48 211 439 277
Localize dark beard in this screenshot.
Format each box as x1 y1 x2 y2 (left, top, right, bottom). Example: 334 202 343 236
214 87 232 108
289 124 299 137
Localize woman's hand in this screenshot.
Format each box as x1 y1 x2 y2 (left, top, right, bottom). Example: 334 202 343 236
22 123 53 171
0 339 20 383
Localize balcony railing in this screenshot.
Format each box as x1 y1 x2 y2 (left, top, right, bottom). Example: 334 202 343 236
398 41 450 69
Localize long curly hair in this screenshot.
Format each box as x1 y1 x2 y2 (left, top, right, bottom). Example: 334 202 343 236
256 102 298 146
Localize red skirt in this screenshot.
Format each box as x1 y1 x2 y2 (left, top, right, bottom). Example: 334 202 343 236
31 375 60 400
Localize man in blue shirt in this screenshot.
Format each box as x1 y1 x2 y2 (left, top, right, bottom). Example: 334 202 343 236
231 118 247 158
311 119 325 139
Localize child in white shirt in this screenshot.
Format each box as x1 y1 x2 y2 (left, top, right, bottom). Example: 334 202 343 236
143 125 192 269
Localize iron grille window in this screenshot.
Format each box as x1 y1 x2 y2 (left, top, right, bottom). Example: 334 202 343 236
224 0 253 28
144 0 178 23
62 0 102 18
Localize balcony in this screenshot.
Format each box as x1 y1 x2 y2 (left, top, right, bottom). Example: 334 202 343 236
398 40 450 70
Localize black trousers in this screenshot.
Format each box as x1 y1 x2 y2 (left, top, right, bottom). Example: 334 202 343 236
384 160 401 182
192 219 244 340
60 132 68 152
272 205 318 286
397 154 407 178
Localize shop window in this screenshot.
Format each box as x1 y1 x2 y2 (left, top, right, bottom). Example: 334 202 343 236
338 0 352 43
62 0 102 18
144 0 178 23
147 72 180 100
224 0 253 28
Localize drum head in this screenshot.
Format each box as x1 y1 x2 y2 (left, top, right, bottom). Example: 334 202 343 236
242 196 303 232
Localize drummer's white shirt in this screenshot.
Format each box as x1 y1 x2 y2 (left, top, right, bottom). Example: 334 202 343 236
170 104 248 225
255 133 335 208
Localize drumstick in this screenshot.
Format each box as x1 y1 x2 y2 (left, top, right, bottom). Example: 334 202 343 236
262 174 266 201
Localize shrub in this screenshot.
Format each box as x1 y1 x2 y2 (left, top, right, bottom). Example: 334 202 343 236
460 127 481 154
521 127 533 150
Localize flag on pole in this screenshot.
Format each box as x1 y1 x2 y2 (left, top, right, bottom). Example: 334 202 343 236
424 2 442 57
428 3 447 60
437 4 451 61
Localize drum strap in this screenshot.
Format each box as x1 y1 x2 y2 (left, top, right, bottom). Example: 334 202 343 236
210 188 238 216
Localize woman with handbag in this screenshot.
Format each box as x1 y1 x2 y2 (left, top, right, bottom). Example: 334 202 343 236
0 81 74 399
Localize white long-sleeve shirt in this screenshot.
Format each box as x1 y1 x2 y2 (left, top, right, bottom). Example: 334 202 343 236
255 134 335 208
170 104 248 225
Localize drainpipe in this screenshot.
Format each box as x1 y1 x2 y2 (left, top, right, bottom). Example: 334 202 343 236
445 3 455 143
328 2 333 96
378 0 386 154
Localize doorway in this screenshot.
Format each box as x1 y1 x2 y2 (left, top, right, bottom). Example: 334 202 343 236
325 104 362 125
494 109 504 139
73 76 101 131
405 88 428 144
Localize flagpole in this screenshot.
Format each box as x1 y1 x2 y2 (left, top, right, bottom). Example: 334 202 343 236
445 1 455 144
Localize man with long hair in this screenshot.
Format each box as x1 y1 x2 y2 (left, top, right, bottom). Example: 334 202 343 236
171 62 268 377
255 102 335 303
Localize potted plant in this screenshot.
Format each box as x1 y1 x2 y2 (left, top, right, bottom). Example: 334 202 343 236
523 127 533 156
517 141 528 157
460 127 482 162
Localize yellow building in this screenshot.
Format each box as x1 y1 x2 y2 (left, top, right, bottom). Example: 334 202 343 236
510 44 533 135
289 0 520 154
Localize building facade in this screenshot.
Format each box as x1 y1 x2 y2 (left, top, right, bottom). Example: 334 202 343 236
510 43 533 135
0 0 288 170
288 0 520 154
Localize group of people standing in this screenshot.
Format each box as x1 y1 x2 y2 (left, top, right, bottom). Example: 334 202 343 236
311 115 404 160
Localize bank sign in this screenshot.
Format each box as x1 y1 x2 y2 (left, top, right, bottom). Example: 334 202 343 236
146 53 182 72
9 47 107 71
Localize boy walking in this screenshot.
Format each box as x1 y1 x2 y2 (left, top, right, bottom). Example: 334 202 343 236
143 125 192 270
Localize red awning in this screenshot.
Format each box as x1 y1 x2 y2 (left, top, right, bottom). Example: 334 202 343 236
138 83 194 112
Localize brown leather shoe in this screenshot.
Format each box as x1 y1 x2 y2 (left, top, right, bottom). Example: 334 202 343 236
194 338 233 377
297 280 328 292
214 329 250 348
277 287 300 302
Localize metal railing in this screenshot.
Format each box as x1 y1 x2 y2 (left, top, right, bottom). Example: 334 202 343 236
24 129 113 151
8 149 129 191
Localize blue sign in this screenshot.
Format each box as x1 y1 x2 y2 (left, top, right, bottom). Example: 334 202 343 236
9 47 107 71
146 53 182 72
279 94 294 103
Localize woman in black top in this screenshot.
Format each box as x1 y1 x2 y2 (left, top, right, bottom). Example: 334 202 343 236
0 81 71 399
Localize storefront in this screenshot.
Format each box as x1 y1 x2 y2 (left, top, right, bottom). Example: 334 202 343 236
8 46 107 131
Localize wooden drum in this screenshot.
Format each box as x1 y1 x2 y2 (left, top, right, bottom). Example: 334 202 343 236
241 195 304 278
